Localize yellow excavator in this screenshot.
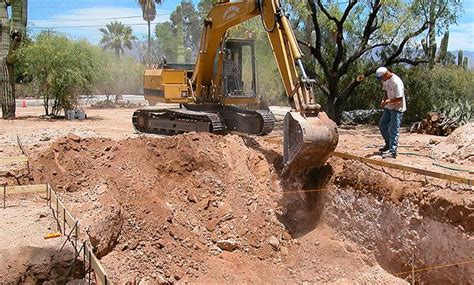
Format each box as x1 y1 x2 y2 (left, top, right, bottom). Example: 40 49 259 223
133 0 339 174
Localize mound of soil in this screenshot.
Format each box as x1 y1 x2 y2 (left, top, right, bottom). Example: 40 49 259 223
431 123 474 165
29 132 472 283
31 133 294 282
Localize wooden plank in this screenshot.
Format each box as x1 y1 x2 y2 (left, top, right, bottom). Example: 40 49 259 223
5 184 48 195
86 244 109 285
332 151 473 186
64 208 76 229
0 156 28 164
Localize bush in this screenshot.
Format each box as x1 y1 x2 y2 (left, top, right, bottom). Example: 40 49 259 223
342 65 474 124
17 31 102 116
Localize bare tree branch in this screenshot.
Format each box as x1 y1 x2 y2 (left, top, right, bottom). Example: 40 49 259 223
337 0 382 77
332 0 358 71
316 0 339 23
308 0 330 79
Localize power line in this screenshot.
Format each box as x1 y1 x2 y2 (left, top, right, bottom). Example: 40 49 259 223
30 14 171 23
29 23 152 29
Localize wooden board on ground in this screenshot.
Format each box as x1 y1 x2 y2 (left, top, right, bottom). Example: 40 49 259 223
0 156 29 164
4 184 48 195
333 151 473 186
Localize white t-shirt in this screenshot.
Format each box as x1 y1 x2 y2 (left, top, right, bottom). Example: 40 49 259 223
383 74 406 112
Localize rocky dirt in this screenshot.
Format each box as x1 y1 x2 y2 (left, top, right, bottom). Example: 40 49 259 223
0 196 80 284
432 122 474 165
2 106 473 283
27 131 473 284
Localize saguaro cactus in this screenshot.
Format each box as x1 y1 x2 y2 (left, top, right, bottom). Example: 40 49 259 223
0 0 28 119
457 50 463 67
436 31 449 64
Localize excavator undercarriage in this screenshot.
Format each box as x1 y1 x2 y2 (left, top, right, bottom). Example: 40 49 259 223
132 104 275 135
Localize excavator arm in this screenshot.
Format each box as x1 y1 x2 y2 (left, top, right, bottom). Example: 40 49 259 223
192 0 338 175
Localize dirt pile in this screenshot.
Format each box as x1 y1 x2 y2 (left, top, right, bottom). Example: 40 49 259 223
29 132 473 283
432 123 474 165
31 133 293 282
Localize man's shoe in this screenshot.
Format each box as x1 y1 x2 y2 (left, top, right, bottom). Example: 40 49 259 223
381 152 396 159
379 145 389 152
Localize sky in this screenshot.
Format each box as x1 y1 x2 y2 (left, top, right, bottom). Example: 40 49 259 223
27 0 474 51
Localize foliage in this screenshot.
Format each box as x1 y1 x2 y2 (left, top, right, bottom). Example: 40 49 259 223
95 53 145 102
136 0 163 22
155 0 201 63
17 31 102 116
344 64 474 124
290 0 462 123
99 21 136 57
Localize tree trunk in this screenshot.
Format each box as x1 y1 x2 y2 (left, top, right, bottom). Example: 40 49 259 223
115 47 120 58
325 95 342 125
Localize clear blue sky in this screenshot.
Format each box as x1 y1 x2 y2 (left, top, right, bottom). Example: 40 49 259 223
27 0 473 51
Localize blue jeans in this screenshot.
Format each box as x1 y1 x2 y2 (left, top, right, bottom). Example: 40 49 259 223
379 108 403 154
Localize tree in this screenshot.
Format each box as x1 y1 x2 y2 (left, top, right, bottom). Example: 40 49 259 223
293 0 462 123
96 54 144 103
136 0 164 54
17 32 101 116
99 21 136 57
155 1 202 63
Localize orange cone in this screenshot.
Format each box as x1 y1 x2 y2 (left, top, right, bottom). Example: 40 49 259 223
22 100 26 108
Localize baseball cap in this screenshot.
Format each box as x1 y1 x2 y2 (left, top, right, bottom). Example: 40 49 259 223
375 67 388 79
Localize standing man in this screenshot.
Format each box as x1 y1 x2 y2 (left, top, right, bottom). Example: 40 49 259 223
376 67 406 159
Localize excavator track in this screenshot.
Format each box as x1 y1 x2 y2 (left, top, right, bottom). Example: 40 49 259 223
185 104 276 136
132 108 225 135
133 105 275 136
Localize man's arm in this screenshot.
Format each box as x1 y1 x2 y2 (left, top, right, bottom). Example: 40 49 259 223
381 90 388 108
382 97 403 107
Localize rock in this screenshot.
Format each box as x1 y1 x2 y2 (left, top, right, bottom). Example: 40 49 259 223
87 196 124 258
128 240 139 250
282 231 292 241
104 146 112 152
96 184 108 195
39 213 47 219
281 246 289 256
216 238 239 252
268 236 280 250
155 274 170 285
51 171 57 176
67 133 81 143
39 137 51 142
187 191 197 203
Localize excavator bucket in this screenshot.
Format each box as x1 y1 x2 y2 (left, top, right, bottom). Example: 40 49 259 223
283 111 339 176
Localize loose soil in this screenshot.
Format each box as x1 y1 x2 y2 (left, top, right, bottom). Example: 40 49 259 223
2 105 473 283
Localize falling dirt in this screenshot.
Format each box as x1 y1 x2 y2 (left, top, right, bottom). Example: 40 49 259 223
29 132 473 283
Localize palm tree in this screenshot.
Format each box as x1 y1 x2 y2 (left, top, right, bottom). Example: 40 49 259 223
99 21 137 57
136 0 163 53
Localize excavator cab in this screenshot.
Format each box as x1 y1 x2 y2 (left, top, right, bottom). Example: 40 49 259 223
222 39 257 98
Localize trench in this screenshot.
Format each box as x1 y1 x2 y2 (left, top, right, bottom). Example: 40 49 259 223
278 159 473 284
1 247 85 284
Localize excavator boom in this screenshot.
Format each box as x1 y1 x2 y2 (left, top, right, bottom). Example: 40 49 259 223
136 0 339 175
